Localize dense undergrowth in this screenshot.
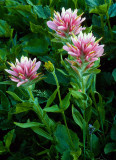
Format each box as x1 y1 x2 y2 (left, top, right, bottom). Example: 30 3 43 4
0 0 116 160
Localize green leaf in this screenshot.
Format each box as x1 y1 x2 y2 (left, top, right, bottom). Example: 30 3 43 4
0 48 8 61
54 124 79 154
93 120 100 130
85 0 104 8
91 134 100 156
23 38 48 55
85 106 92 123
61 151 73 160
70 89 87 100
44 105 61 113
83 26 92 34
14 122 44 128
0 90 10 110
90 4 108 15
0 141 6 155
45 89 58 108
108 3 116 17
4 129 15 150
0 81 15 85
92 14 101 27
62 92 71 111
112 68 116 81
31 127 53 140
6 91 23 102
111 120 116 141
104 143 116 154
15 102 32 114
72 105 84 129
0 19 13 38
30 22 46 33
33 5 46 19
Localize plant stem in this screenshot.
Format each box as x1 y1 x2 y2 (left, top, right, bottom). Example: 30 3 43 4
52 71 74 148
27 87 51 135
52 71 62 108
27 86 34 101
81 76 86 160
90 134 92 152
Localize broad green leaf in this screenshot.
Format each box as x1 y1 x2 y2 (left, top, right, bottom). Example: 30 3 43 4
23 38 48 55
62 92 71 110
93 120 100 130
104 143 116 154
112 68 116 81
91 134 100 156
61 150 72 160
6 91 23 102
31 127 53 140
0 90 10 110
33 5 46 19
43 5 51 18
54 124 79 154
30 22 46 33
14 122 44 128
85 0 104 8
44 105 61 113
92 14 101 27
70 89 87 100
83 26 92 34
45 89 58 108
0 49 8 61
0 141 6 155
111 120 116 141
4 129 15 150
0 81 15 85
90 4 108 15
108 3 116 17
5 0 19 6
0 19 13 38
85 106 92 123
72 105 84 129
15 102 33 114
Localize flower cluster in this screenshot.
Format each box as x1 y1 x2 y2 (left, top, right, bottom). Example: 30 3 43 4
47 8 85 37
63 32 104 68
5 56 41 87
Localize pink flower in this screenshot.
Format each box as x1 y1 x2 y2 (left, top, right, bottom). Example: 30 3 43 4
47 8 86 37
5 56 41 87
63 32 104 68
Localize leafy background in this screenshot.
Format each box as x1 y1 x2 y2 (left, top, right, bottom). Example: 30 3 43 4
0 0 116 160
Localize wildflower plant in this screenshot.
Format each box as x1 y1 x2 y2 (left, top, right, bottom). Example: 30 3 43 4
0 1 115 160
5 56 42 87
47 8 86 37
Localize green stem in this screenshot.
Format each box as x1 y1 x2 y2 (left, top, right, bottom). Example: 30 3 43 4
27 86 34 101
27 87 51 135
90 134 92 152
52 71 74 148
81 76 86 159
106 12 113 39
52 71 62 108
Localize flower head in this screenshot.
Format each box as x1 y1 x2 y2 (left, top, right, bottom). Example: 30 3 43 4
47 8 86 37
5 56 41 87
63 32 104 68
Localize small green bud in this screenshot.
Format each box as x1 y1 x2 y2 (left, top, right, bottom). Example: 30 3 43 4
44 61 54 72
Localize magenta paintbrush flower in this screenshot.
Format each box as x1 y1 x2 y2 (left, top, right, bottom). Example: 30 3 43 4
47 8 86 37
5 56 41 87
63 32 104 68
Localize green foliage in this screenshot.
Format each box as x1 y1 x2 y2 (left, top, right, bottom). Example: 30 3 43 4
0 0 115 159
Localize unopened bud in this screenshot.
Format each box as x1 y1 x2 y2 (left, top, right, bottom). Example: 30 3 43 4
44 61 54 72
